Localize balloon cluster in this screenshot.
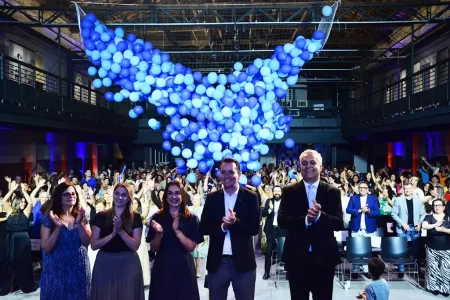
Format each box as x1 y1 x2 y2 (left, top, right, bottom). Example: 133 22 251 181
79 5 334 174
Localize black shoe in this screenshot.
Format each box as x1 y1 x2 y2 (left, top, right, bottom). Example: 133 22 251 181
351 273 359 280
263 273 270 280
427 290 440 296
398 272 404 279
442 293 449 297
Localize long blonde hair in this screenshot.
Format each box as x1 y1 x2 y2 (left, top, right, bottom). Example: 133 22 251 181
105 183 135 233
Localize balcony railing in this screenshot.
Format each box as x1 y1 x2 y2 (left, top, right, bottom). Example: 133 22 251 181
0 55 133 116
0 55 137 134
343 57 450 129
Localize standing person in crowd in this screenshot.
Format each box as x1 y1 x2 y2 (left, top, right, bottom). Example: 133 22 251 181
346 181 380 279
147 181 204 300
261 185 287 280
40 182 91 300
200 157 260 300
378 185 395 236
0 188 10 296
278 150 343 300
421 199 450 296
80 170 97 191
391 181 425 278
29 175 50 239
90 183 144 300
189 194 209 278
4 182 34 294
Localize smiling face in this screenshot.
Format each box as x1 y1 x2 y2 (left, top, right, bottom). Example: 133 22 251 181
166 184 182 208
432 199 445 214
19 199 27 210
220 161 241 191
300 151 322 183
113 186 130 208
39 191 49 203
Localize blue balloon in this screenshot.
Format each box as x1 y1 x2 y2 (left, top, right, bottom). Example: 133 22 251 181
88 66 97 76
171 146 181 156
322 5 333 17
128 109 138 119
187 173 197 184
251 175 262 187
133 105 144 115
285 138 295 149
104 92 114 101
238 174 247 186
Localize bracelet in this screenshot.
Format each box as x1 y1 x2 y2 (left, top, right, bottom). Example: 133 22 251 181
176 231 183 238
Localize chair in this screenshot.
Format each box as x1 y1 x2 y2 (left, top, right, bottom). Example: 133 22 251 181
380 237 419 287
270 250 287 288
334 231 348 286
343 237 372 286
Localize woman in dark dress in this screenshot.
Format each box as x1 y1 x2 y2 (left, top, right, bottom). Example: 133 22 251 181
0 190 11 295
147 180 204 300
90 183 144 300
4 182 34 294
40 182 91 300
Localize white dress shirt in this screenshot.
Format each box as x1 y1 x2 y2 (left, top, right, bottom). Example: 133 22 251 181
222 188 239 255
359 195 367 230
273 200 281 226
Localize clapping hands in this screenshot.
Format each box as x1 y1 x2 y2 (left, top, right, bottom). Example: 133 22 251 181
49 210 63 228
222 208 236 230
113 215 123 233
151 220 163 233
307 200 321 224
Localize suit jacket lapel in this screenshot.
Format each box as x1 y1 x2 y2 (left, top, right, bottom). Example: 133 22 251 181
217 189 225 217
298 180 309 209
316 182 326 206
234 187 244 215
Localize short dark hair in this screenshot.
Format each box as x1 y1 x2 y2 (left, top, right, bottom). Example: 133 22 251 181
358 181 369 187
220 157 240 172
432 198 445 212
368 258 385 279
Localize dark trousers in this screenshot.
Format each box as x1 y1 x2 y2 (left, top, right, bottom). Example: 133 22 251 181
287 254 335 300
208 257 256 300
264 229 285 273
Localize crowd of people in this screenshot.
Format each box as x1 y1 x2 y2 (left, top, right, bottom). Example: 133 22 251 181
0 153 449 299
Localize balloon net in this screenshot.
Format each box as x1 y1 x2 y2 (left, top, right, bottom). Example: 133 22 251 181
317 0 340 53
73 2 87 42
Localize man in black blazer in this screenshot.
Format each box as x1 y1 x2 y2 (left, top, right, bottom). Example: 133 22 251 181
261 185 287 280
200 157 260 300
278 150 343 300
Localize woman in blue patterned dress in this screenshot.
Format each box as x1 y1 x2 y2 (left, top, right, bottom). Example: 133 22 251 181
40 182 91 300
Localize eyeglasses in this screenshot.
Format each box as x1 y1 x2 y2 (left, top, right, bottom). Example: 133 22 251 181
359 187 368 190
62 192 76 197
433 204 443 208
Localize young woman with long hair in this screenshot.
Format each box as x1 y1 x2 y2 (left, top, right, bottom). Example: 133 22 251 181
4 182 34 294
146 180 204 300
90 183 144 300
40 182 91 299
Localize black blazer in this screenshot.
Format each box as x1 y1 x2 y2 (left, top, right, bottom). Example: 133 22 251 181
278 180 343 270
200 187 260 273
261 198 287 237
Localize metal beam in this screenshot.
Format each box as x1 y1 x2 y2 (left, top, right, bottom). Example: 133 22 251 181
1 2 449 27
0 19 448 28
